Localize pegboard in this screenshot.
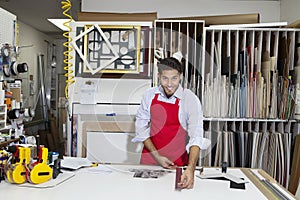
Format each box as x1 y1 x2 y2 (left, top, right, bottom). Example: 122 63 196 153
0 7 16 45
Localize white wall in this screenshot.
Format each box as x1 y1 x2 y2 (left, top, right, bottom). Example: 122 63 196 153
280 0 300 24
55 39 66 75
0 7 16 45
17 21 55 109
82 0 280 22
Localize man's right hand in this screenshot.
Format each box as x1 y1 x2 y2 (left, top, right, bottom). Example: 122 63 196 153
143 138 176 169
155 155 176 169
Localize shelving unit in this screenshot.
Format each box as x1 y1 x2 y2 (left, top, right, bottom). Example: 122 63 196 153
0 104 6 130
154 20 300 188
200 26 300 188
154 20 205 97
202 27 300 120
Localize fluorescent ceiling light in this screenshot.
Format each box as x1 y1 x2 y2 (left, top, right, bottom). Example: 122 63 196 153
48 18 74 31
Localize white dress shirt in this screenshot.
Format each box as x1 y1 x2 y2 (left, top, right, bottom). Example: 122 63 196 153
132 84 210 152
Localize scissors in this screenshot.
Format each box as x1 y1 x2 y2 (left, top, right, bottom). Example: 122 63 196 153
154 48 165 61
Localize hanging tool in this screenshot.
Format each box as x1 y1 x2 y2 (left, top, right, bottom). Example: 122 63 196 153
37 54 49 125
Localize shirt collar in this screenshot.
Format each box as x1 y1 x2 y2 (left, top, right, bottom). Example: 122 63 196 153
157 85 184 99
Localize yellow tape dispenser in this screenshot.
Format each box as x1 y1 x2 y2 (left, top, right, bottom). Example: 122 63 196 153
27 146 53 184
6 146 30 184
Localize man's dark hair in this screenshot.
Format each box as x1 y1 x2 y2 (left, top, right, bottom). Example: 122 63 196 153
157 57 183 74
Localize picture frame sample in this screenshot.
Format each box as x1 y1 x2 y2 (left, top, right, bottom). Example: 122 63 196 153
83 25 141 74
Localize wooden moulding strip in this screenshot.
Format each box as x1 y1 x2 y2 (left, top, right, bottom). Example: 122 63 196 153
258 169 295 200
241 168 280 200
288 134 300 194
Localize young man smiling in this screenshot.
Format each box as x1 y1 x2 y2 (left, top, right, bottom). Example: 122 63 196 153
132 56 209 189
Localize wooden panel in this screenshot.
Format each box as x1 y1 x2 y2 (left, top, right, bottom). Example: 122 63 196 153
288 134 300 194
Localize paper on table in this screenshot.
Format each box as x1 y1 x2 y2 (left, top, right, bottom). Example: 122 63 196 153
197 172 249 184
61 156 93 170
83 165 113 174
18 171 75 188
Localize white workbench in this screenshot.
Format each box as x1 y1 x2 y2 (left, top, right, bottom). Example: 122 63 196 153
0 165 295 200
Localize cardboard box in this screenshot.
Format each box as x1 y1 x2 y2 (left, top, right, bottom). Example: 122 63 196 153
286 20 300 28
78 11 157 22
160 13 260 26
78 12 259 26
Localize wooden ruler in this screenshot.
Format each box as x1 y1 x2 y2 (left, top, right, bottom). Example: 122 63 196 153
241 168 294 200
175 167 182 191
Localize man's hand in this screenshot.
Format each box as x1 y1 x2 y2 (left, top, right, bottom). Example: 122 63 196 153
155 155 176 169
177 145 200 189
143 138 176 169
178 167 194 189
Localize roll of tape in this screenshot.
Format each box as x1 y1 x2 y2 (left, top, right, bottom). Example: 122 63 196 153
3 64 10 77
1 45 10 64
10 61 18 76
10 62 28 76
24 108 30 117
26 136 36 145
23 107 35 118
17 63 28 73
7 109 20 119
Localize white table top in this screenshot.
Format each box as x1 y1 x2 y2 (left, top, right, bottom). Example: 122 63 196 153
0 165 278 200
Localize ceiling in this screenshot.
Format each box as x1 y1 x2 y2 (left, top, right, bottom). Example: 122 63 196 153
0 0 281 39
0 0 81 39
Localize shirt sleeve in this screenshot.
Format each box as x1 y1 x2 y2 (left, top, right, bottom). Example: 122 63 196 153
131 89 153 143
182 91 211 152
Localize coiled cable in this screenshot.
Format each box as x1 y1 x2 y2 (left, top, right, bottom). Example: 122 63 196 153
61 0 74 99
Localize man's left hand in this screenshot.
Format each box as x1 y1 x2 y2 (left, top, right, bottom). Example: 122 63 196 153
178 167 194 189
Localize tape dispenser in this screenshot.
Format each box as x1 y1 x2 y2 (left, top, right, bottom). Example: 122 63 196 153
0 149 9 182
26 146 52 184
5 146 30 184
5 144 53 184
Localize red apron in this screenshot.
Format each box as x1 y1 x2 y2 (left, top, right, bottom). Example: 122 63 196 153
140 93 189 166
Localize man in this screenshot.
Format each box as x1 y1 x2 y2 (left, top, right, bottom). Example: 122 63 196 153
132 56 209 189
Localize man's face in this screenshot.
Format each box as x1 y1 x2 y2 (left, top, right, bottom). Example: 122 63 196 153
158 69 182 98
